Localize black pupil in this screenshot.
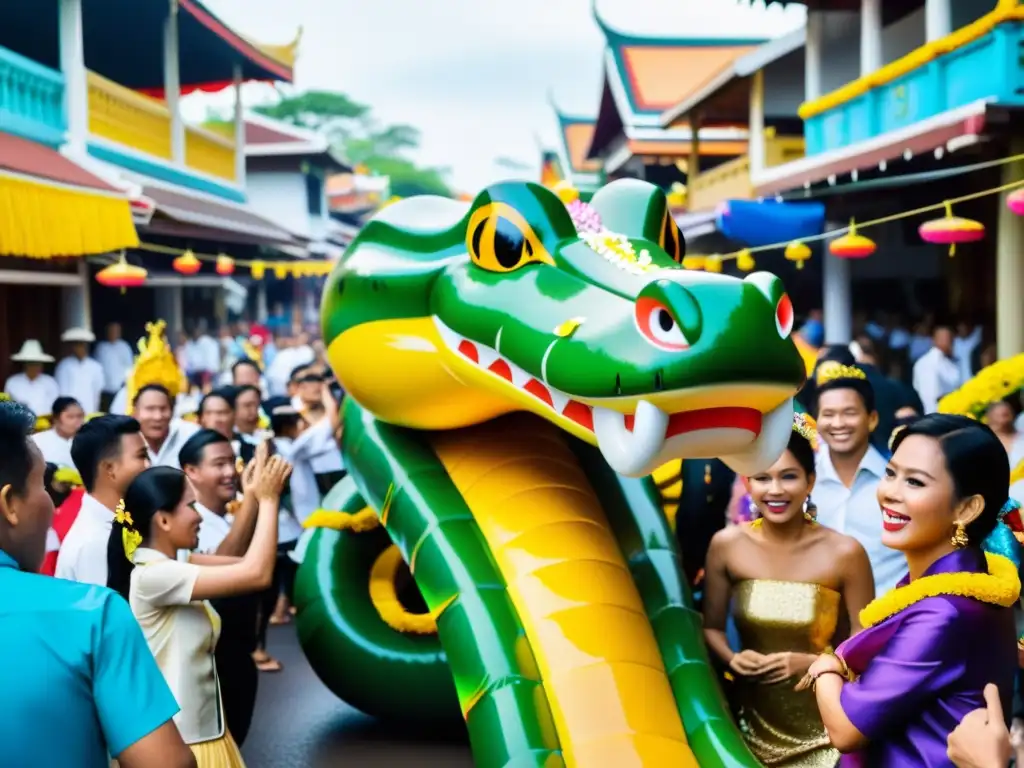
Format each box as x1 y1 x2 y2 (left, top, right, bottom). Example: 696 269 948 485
656 309 674 332
493 217 525 269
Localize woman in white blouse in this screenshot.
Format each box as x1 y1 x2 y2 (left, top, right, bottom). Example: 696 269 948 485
105 452 291 767
31 396 84 468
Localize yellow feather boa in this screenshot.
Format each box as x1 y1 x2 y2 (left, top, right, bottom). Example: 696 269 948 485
860 552 1020 629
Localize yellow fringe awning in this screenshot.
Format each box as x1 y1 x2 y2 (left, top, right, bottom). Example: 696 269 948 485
0 173 139 259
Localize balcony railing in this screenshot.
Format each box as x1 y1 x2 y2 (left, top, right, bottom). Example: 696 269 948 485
87 71 237 183
800 9 1023 156
0 45 65 147
688 134 805 211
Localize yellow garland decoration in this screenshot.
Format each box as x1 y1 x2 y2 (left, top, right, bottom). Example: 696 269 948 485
137 242 335 278
368 544 454 635
860 552 1020 629
303 506 381 532
938 353 1024 420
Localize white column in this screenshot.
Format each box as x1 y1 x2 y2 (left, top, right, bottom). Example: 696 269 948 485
997 147 1024 359
154 285 184 333
823 230 853 344
233 64 246 187
925 0 952 42
749 69 766 176
61 259 92 330
163 1 185 164
59 0 88 153
860 0 883 75
805 11 824 101
255 281 268 322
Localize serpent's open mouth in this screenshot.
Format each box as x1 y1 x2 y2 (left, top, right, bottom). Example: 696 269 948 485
434 319 794 477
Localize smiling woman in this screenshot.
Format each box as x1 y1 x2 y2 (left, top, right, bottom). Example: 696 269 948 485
702 415 874 768
808 414 1020 765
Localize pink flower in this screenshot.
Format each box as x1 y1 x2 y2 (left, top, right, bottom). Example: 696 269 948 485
567 200 602 234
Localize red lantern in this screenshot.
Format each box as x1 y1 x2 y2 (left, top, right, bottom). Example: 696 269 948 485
96 254 147 291
830 219 877 259
172 249 201 275
1007 188 1024 216
215 254 235 276
919 202 984 256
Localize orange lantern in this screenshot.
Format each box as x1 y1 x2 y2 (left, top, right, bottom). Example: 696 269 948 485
785 241 811 270
919 201 984 256
96 253 147 292
1007 188 1024 216
829 219 876 259
172 249 201 275
215 254 235 276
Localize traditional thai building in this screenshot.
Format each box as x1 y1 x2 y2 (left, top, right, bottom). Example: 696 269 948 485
585 4 757 190
549 104 604 195
242 111 352 322
730 0 1023 352
0 0 312 359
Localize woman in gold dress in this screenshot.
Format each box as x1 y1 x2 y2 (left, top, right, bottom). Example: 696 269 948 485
703 415 875 767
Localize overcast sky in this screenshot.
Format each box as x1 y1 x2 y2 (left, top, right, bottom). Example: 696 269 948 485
187 0 805 193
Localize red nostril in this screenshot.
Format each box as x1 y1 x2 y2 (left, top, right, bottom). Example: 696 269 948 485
775 293 794 338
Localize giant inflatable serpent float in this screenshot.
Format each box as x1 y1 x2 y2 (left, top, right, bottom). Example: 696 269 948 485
294 179 807 767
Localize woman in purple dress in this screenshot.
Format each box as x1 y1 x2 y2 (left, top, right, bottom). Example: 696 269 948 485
803 414 1020 766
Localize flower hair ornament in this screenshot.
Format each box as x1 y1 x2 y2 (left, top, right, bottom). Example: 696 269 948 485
114 499 142 562
792 411 819 450
815 361 867 386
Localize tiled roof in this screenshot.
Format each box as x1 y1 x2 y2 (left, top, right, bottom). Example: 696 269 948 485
594 9 765 128
0 132 121 193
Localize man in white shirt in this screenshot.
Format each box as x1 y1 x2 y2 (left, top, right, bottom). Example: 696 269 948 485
912 324 963 414
184 323 220 389
179 428 264 739
812 364 906 597
55 415 150 585
266 335 315 397
4 340 59 418
133 385 199 468
54 327 106 415
93 322 134 412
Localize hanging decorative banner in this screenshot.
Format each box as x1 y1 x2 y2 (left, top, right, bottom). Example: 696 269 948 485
96 253 147 292
829 218 877 259
919 201 985 256
172 249 201 275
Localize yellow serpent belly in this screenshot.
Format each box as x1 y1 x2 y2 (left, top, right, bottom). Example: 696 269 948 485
430 415 698 767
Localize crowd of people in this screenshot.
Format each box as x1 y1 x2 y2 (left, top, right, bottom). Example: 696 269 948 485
0 316 345 767
0 305 1022 767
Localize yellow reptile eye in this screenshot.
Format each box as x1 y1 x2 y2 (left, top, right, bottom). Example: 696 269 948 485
659 208 684 264
466 202 554 273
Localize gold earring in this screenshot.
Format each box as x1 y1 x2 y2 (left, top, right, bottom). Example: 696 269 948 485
951 521 969 549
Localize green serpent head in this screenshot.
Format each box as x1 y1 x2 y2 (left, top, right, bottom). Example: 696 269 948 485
323 179 806 477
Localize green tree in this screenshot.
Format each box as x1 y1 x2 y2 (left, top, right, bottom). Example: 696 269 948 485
252 90 452 198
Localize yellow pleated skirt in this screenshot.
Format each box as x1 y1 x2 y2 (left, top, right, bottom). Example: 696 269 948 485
190 730 246 768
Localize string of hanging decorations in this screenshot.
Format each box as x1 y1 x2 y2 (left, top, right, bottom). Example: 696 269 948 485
684 161 1024 274
94 242 336 289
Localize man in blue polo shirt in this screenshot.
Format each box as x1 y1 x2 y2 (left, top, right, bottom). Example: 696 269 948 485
0 399 195 768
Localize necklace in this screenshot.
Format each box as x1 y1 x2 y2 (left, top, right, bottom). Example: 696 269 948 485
859 552 1020 629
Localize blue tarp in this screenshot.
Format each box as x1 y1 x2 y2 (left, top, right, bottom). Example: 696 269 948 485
717 199 826 248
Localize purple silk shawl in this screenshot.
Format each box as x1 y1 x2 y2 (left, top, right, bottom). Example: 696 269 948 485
835 548 1017 767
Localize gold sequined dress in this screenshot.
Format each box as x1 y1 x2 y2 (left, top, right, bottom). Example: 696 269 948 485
730 580 841 767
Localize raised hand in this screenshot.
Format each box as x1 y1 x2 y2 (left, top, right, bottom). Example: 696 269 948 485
254 454 292 502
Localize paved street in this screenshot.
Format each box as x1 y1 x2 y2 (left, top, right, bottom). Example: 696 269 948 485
241 625 474 767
